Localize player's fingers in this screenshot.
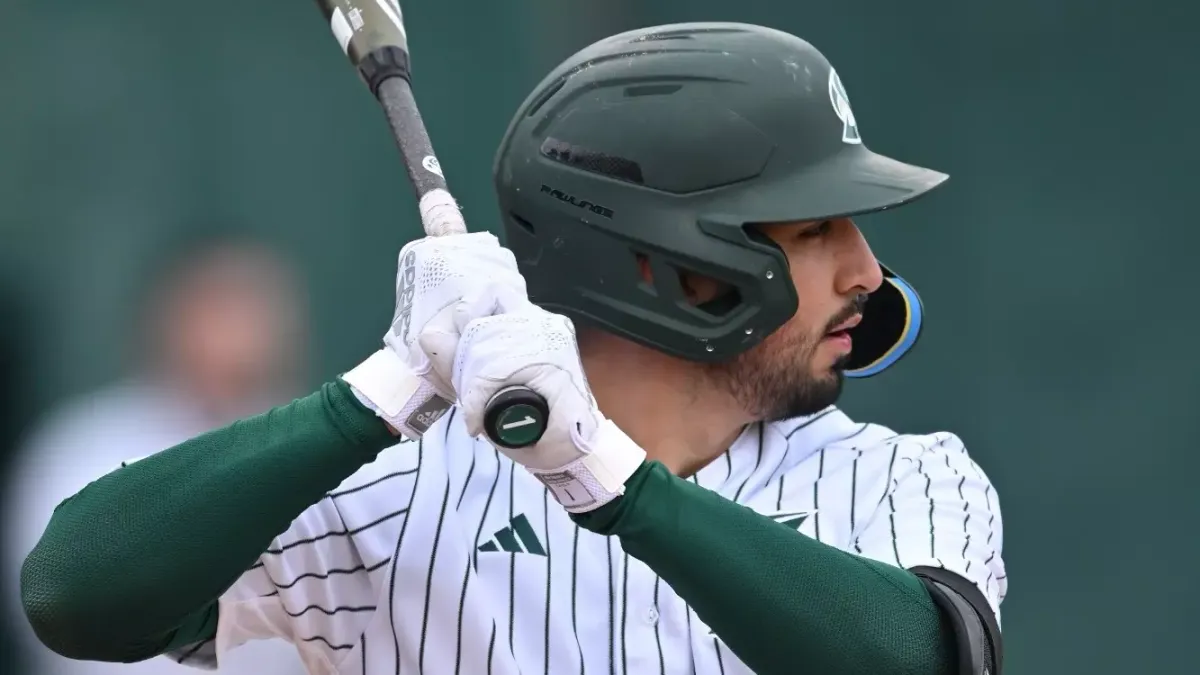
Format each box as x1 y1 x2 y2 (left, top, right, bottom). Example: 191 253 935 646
491 281 533 314
416 308 460 399
451 283 531 334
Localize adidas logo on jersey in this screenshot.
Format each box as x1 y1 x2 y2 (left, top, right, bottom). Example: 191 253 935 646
477 513 546 556
768 510 814 530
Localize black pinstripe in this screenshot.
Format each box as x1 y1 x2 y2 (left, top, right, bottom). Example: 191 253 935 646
572 526 585 675
620 553 630 675
967 451 999 596
486 624 496 674
507 462 517 654
607 538 616 675
543 488 552 675
270 557 392 590
850 450 861 552
473 448 503 569
390 439 423 675
477 451 504 675
453 555 474 675
278 601 376 618
713 637 727 675
888 493 903 567
880 444 899 508
813 449 826 542
417 476 452 671
941 453 974 573
265 507 410 556
328 467 420 500
453 414 475 675
731 424 765 503
918 458 936 560
784 409 836 439
652 576 665 675
299 634 356 650
173 637 212 664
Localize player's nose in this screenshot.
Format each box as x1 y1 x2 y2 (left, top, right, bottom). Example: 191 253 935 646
834 219 884 296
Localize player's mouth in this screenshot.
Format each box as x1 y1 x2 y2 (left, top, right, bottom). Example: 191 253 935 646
822 315 861 352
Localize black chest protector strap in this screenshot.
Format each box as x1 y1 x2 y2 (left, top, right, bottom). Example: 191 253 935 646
911 566 1003 675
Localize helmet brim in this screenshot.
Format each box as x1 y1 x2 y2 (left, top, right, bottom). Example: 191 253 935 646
709 145 949 225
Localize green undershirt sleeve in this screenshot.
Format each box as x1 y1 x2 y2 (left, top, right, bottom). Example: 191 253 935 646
19 379 395 663
575 461 957 675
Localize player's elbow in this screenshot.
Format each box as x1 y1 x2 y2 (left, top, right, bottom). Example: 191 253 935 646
21 556 84 658
20 546 121 661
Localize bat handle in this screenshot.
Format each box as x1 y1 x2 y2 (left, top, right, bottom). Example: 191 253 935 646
483 386 549 449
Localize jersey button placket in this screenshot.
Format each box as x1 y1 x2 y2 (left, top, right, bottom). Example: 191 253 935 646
645 606 660 625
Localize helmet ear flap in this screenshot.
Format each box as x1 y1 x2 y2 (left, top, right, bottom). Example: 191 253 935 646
844 264 923 377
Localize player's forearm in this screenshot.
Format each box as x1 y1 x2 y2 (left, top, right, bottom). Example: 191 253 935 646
19 379 395 662
575 461 956 675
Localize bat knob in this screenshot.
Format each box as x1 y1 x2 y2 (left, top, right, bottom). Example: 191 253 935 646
483 386 549 449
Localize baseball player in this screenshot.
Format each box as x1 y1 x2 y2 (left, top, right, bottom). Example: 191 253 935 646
19 22 1005 675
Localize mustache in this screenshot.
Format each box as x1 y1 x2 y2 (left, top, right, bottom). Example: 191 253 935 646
823 294 867 333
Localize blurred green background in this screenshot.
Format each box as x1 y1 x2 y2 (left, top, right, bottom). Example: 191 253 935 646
1 0 1196 673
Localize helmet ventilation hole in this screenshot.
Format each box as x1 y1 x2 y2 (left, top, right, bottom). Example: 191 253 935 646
508 211 537 235
509 212 536 234
527 79 567 117
623 84 683 97
541 137 645 185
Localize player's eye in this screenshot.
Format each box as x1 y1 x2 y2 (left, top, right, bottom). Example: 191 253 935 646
798 220 832 239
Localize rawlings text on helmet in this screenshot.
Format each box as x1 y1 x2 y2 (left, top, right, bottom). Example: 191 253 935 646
539 184 614 219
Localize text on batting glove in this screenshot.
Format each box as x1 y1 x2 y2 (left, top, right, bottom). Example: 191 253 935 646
343 232 528 439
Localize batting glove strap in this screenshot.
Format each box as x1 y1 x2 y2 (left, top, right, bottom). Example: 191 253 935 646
532 419 647 514
343 349 453 440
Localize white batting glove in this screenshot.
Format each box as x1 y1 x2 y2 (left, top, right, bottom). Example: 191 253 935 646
420 304 646 513
343 232 528 439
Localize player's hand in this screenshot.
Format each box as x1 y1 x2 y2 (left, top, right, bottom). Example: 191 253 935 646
343 232 528 439
422 304 646 513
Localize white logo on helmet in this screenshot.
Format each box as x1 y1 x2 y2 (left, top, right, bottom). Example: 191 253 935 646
828 68 861 145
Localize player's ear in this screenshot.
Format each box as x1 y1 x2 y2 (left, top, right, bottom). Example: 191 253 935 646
636 254 729 305
636 253 653 285
678 271 727 305
634 251 740 314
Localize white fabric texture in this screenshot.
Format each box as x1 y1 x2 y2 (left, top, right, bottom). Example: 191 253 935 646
348 232 527 438
417 189 467 237
184 407 1004 675
342 349 451 439
422 305 646 512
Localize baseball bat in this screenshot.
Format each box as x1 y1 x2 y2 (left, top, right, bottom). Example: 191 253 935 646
313 0 549 450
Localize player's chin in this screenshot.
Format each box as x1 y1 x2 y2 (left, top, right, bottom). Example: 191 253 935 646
821 359 848 388
816 340 853 373
805 348 848 385
813 356 849 397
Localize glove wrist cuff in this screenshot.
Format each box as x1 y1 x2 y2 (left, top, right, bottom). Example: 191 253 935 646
534 419 646 514
343 349 452 439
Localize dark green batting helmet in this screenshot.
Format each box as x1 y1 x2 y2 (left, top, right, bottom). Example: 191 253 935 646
493 22 946 376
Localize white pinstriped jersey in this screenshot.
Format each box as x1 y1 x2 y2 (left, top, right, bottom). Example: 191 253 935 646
173 406 1006 674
